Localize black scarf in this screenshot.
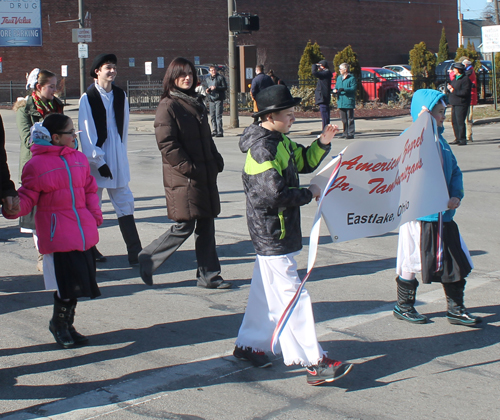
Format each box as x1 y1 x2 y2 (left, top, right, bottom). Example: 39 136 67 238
86 84 125 148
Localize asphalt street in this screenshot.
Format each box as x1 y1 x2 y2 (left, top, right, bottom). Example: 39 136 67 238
1 102 499 420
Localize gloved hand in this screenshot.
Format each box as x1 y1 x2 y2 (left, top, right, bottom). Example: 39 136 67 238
98 164 113 179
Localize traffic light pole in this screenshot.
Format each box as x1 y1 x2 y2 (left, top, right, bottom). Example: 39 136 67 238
228 0 239 128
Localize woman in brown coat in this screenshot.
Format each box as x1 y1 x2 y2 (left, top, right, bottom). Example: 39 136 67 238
138 57 231 289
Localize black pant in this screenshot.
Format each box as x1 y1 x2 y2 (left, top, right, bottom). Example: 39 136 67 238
451 105 468 144
319 104 330 129
339 108 355 137
140 218 221 287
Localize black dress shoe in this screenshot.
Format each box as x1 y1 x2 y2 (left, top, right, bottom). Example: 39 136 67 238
449 140 459 145
458 142 467 146
339 134 346 138
216 133 224 138
346 135 354 139
211 132 217 136
92 246 107 262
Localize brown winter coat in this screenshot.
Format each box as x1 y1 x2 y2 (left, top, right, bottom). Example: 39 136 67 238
154 95 224 222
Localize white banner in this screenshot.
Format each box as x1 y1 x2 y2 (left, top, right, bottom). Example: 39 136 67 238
311 112 449 244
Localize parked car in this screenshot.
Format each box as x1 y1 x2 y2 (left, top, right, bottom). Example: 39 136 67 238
383 64 412 78
331 67 402 102
435 60 455 92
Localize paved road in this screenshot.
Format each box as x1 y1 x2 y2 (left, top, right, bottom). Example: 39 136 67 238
1 103 499 419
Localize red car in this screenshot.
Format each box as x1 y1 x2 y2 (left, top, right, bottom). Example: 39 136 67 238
332 67 407 102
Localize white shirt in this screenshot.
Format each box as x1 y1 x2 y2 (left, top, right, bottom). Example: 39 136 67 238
78 82 130 189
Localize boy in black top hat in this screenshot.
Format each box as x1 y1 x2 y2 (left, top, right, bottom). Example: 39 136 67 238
78 53 142 265
233 85 353 385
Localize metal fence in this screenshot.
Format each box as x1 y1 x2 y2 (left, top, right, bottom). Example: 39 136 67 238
0 82 28 104
126 80 163 111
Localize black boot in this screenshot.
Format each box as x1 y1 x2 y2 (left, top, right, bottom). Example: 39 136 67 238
443 280 482 326
67 299 89 344
92 246 107 262
118 215 142 266
393 276 428 324
49 292 75 348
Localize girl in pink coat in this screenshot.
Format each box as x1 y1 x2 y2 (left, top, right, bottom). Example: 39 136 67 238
3 114 103 348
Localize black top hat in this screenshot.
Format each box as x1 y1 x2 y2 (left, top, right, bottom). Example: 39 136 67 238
90 53 117 78
252 85 302 119
452 62 465 71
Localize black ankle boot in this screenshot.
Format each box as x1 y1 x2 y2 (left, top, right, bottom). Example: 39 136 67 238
49 292 75 348
393 277 428 324
118 215 142 266
443 280 482 326
67 299 89 344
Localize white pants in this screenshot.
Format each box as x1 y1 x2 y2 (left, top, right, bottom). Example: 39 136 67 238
396 221 473 279
97 186 134 218
235 252 325 366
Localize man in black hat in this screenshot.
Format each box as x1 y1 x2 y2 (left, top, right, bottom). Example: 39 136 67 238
78 53 142 265
447 62 472 146
312 60 333 129
233 85 353 386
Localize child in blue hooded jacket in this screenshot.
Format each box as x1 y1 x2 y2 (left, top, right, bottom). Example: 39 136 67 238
393 89 481 326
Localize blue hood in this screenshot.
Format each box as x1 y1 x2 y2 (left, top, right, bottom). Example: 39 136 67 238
410 89 447 122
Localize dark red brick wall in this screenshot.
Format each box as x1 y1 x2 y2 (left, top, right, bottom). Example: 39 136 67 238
0 0 457 97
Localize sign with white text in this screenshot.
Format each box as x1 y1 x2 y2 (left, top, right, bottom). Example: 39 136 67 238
0 0 42 47
311 113 449 242
482 25 500 53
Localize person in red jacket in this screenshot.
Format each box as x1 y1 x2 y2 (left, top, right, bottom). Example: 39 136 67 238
3 114 103 349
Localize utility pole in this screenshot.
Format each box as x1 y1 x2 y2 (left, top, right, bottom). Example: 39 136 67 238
78 0 86 96
458 0 463 46
228 0 239 128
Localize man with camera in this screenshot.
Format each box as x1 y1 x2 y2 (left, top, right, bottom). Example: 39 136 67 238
312 60 333 129
203 66 228 138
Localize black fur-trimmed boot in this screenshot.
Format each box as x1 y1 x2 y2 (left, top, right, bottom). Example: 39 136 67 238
67 299 89 344
49 292 75 348
118 215 142 266
393 276 428 324
443 279 482 326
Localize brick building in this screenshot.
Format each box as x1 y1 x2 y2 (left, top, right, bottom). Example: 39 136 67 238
0 0 458 97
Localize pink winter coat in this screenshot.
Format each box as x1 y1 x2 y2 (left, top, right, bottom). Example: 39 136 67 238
5 144 102 254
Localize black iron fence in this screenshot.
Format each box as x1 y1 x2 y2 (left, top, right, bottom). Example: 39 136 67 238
0 81 27 104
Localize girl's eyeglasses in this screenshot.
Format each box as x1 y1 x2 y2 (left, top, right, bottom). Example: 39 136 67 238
56 130 82 136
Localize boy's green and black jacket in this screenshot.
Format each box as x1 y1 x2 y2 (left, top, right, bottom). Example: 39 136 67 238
239 123 330 256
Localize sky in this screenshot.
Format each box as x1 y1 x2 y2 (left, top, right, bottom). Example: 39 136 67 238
461 0 492 19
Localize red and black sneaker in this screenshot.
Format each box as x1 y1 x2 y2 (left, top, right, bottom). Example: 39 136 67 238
306 357 353 386
233 346 272 368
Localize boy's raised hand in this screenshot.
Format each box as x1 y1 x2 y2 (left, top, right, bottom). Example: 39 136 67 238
319 124 339 145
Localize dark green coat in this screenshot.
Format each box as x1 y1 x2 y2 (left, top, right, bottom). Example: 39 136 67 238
335 73 357 109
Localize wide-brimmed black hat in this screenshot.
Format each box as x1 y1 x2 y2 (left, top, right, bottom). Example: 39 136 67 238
452 62 465 71
90 53 117 78
252 85 302 119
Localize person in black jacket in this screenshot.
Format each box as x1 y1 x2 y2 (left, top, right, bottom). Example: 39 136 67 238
250 65 274 112
447 63 472 146
1 113 19 218
202 65 227 137
312 60 333 129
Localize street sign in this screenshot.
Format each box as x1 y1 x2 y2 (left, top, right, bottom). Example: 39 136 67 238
78 43 88 59
145 61 152 75
482 25 500 53
61 65 68 77
72 28 92 43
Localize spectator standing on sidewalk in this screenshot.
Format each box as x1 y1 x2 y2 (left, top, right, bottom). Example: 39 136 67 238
202 65 227 138
250 65 274 112
447 62 471 146
462 58 477 142
79 53 142 265
312 60 333 129
234 85 353 386
333 63 357 139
